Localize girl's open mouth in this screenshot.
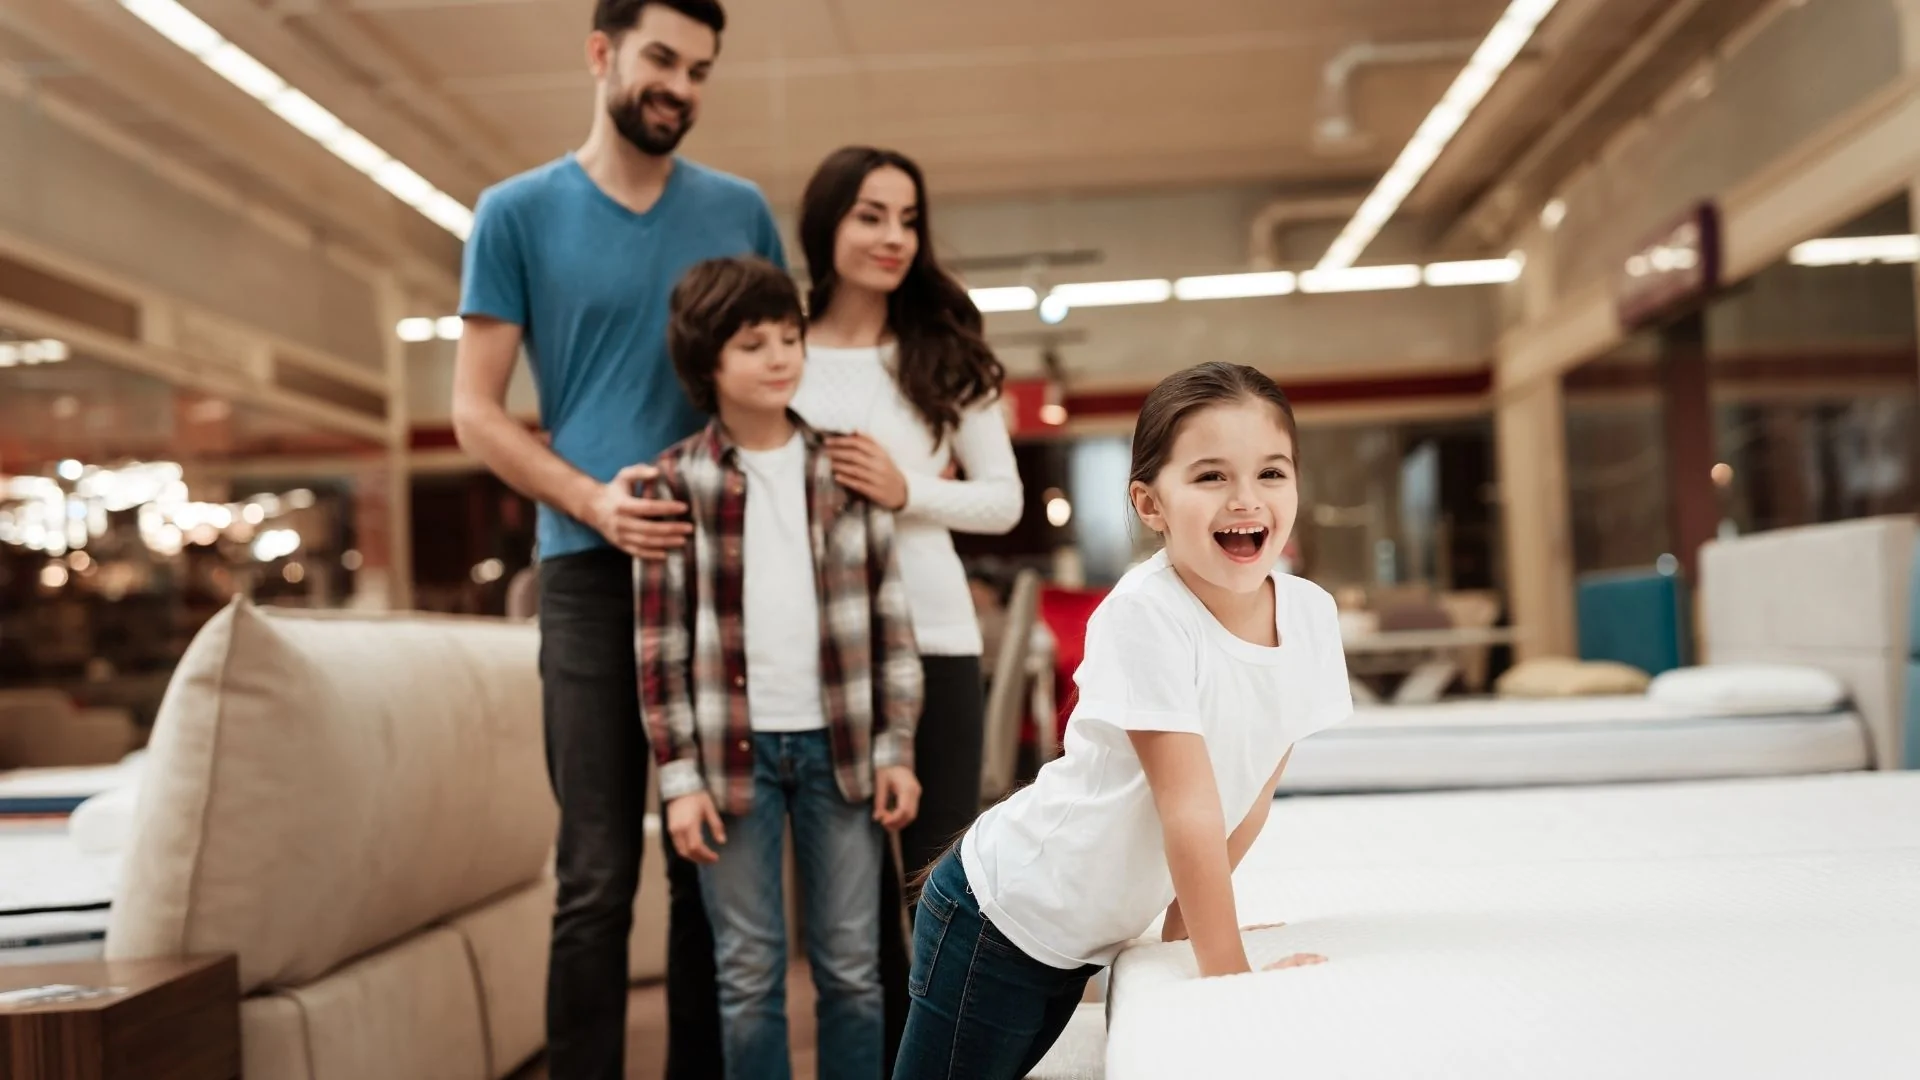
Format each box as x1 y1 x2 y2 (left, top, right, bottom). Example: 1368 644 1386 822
1214 525 1267 562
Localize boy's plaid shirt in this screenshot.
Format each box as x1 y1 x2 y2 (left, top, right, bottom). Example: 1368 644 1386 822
638 414 923 815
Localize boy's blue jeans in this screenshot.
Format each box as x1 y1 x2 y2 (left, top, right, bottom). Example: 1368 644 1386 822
892 848 1101 1080
697 730 885 1080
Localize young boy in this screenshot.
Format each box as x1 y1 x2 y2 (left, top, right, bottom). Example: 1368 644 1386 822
639 255 924 1080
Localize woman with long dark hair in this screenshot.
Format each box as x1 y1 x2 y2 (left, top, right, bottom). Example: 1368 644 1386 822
790 145 1024 1062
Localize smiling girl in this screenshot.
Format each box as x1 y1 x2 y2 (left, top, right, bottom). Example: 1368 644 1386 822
891 362 1355 1080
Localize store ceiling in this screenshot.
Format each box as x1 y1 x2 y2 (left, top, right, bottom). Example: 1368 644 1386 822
3 1 1757 248
0 0 1779 325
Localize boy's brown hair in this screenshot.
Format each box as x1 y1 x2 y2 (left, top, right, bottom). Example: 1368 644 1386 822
667 256 804 415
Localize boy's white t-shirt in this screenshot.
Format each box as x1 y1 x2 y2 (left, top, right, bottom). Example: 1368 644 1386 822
960 551 1353 969
735 434 826 733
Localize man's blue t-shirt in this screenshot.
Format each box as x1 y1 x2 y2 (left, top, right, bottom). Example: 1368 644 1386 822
459 155 786 561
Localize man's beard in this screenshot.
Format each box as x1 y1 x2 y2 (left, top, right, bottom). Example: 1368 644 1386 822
609 88 691 156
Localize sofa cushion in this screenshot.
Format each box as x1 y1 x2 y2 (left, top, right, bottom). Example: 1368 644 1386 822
289 927 489 1080
240 994 313 1080
449 877 555 1079
107 600 555 993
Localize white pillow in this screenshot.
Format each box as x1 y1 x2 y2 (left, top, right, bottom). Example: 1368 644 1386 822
1646 664 1848 715
68 781 141 856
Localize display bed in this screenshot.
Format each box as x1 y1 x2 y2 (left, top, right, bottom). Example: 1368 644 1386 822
1282 697 1869 792
0 823 116 964
1286 515 1915 794
1107 772 1920 1079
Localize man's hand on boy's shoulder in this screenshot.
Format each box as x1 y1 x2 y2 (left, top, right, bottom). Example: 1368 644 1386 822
873 766 921 832
666 791 727 864
585 462 691 560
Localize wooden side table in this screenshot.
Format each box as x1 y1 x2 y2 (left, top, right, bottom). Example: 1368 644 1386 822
0 954 239 1080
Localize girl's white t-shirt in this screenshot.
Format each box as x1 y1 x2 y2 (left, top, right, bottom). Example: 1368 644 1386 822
960 551 1354 969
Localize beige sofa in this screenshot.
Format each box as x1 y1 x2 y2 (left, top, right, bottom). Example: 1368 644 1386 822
104 599 671 1080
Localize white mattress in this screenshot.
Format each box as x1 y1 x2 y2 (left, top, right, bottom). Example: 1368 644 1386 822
0 827 118 915
1279 696 1870 792
0 909 110 965
0 760 140 813
1106 773 1920 1079
0 826 118 964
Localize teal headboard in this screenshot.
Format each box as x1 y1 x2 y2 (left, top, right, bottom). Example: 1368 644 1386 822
1576 569 1688 676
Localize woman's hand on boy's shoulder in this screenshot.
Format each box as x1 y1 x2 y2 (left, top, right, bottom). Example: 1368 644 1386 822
825 433 909 511
873 766 921 831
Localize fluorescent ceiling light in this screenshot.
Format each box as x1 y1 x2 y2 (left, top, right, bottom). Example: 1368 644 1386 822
122 0 219 53
1788 234 1920 267
399 254 1519 341
267 90 345 143
323 129 389 174
1317 0 1562 271
1047 279 1173 308
969 286 1039 313
1424 258 1523 286
373 160 435 205
421 192 478 236
0 339 72 367
1173 272 1297 301
116 0 474 241
203 43 285 100
1299 265 1423 294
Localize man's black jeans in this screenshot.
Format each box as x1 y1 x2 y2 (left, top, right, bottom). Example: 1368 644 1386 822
539 548 721 1080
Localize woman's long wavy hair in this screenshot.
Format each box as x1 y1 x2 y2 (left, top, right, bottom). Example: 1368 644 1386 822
800 146 1005 443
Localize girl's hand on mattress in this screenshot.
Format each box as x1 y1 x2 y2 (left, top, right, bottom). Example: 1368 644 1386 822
1262 953 1326 971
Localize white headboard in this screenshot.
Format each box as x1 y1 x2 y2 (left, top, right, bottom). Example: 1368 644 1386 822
1698 514 1916 770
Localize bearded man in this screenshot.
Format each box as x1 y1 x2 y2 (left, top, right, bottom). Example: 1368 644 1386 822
451 3 784 1077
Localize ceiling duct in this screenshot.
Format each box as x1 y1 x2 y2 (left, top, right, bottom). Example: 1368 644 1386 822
1315 39 1483 153
946 248 1103 275
986 329 1089 350
1248 195 1366 268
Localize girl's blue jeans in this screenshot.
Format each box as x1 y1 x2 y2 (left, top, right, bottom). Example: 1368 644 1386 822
891 846 1100 1080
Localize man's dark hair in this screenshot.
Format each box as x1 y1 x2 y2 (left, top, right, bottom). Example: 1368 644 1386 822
592 0 725 37
668 257 803 415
